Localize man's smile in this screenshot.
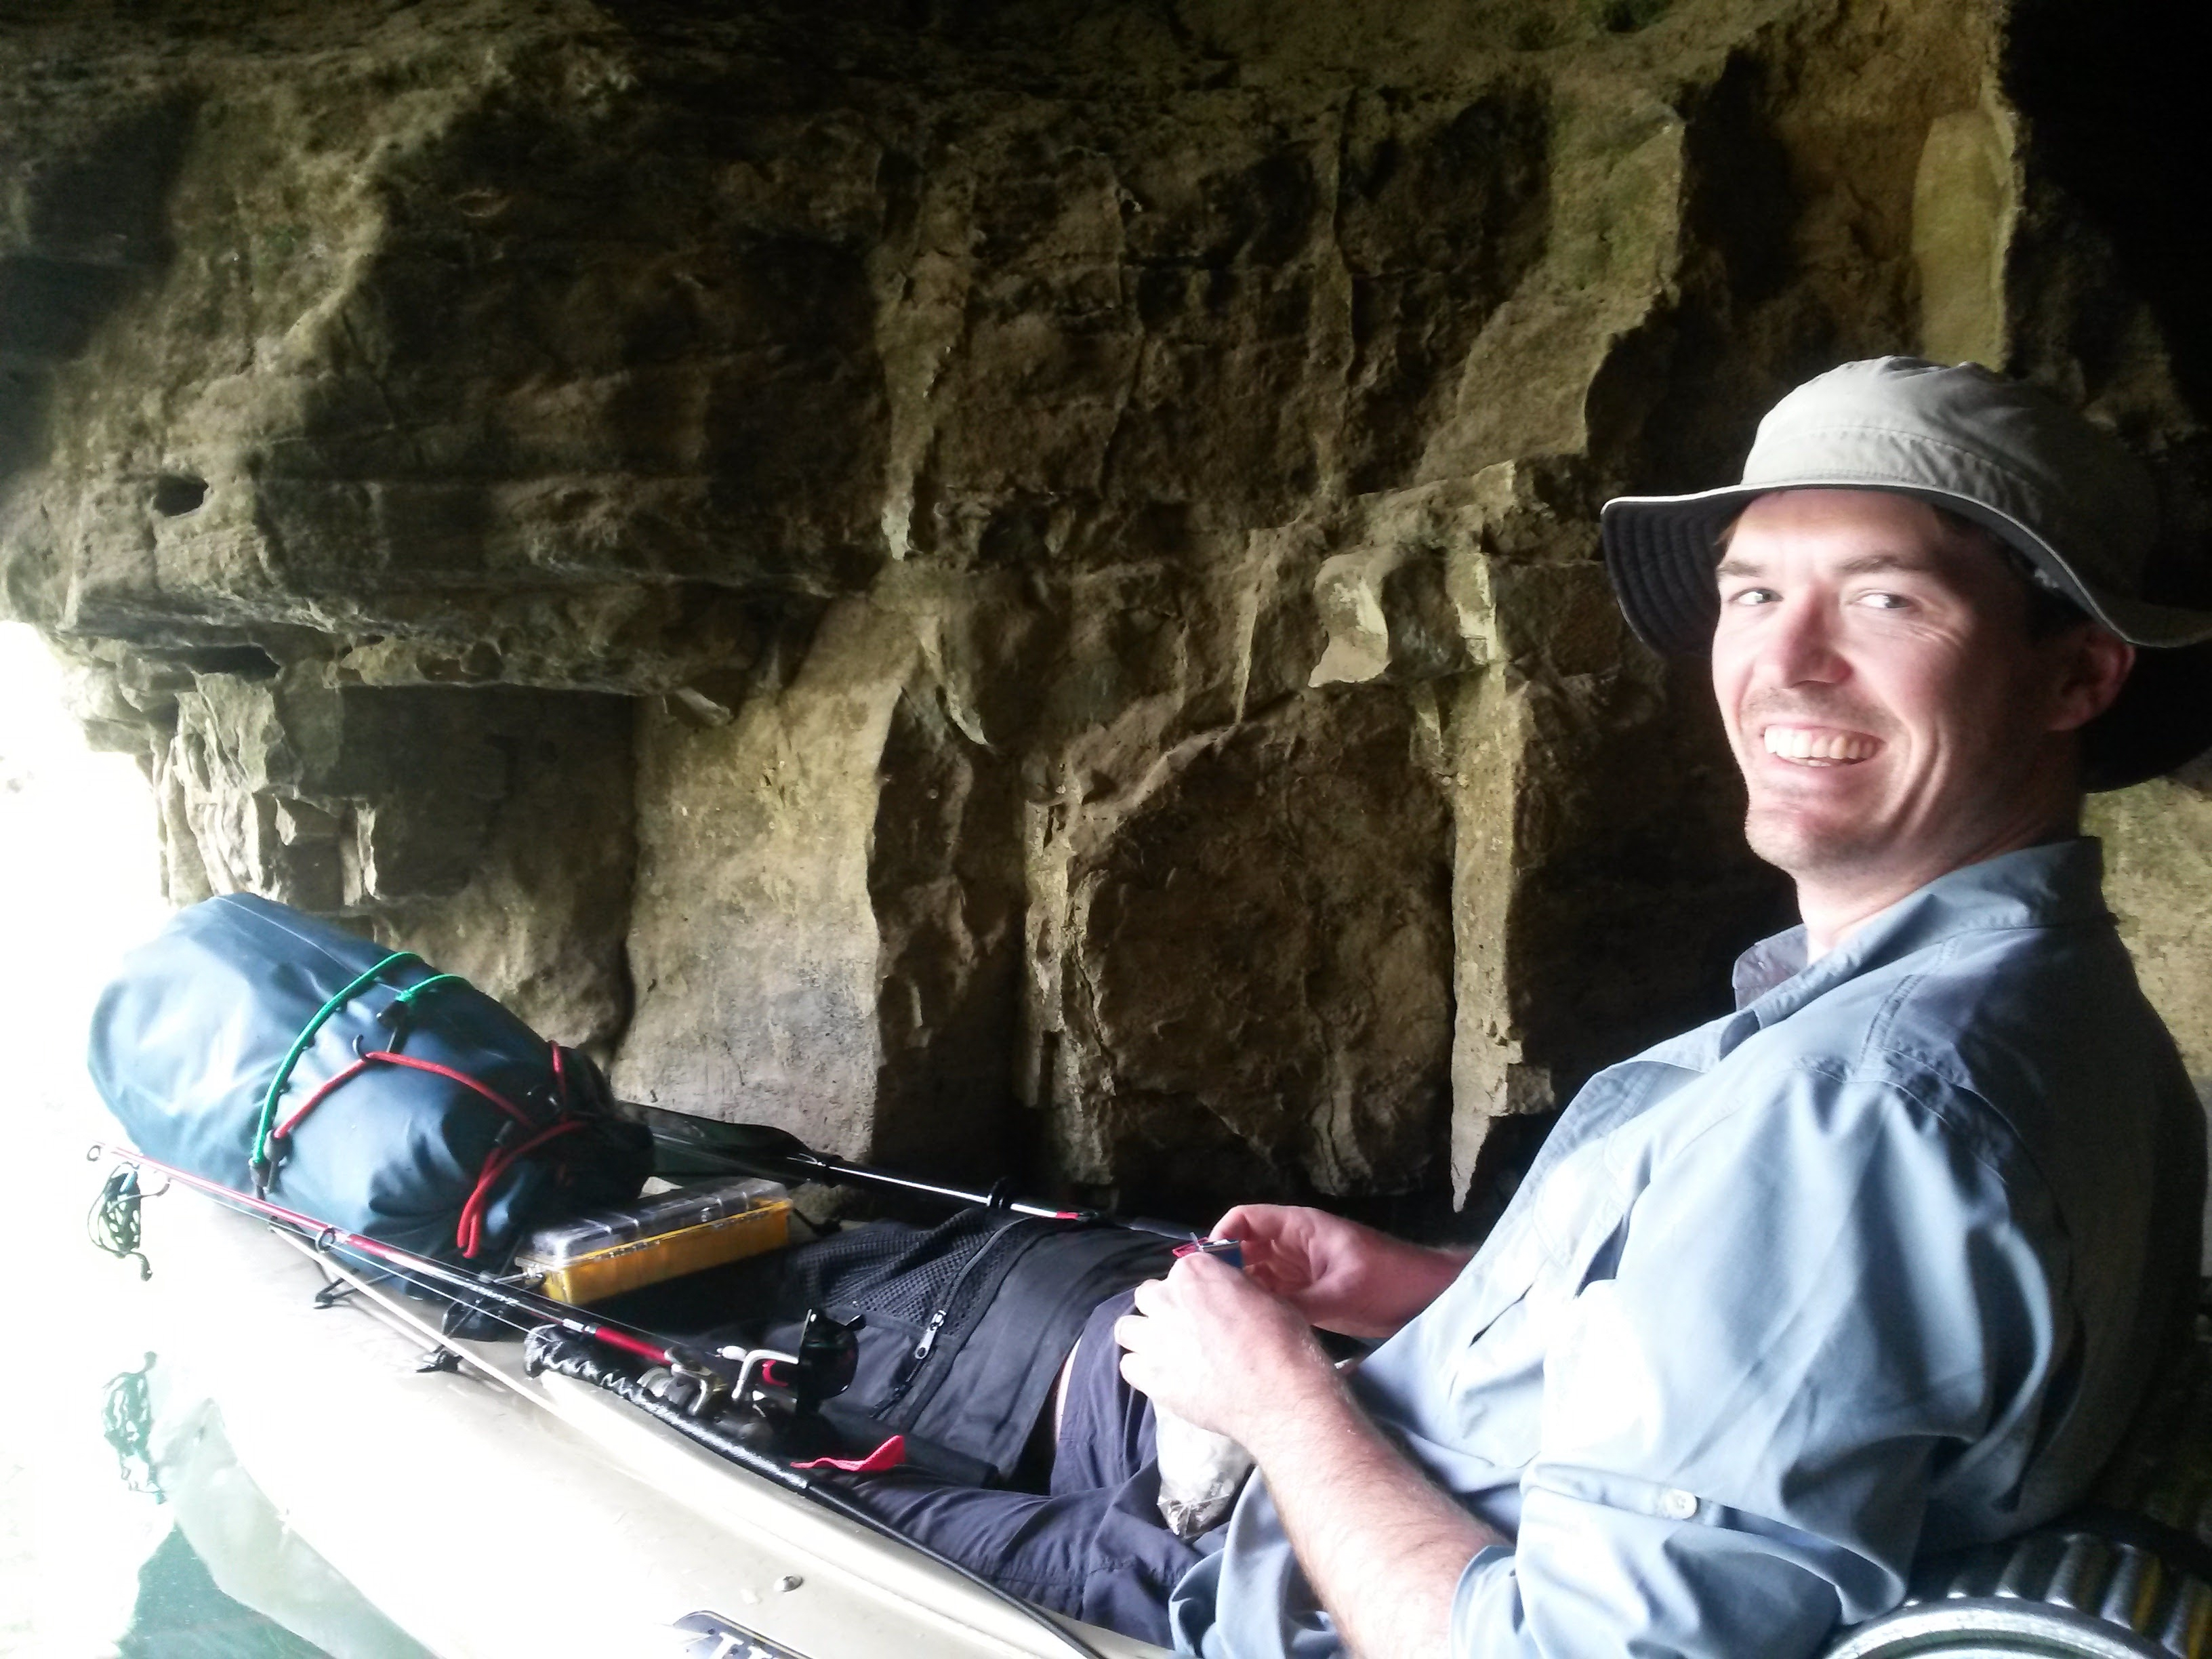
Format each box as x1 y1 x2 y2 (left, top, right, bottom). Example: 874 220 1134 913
1759 724 1881 766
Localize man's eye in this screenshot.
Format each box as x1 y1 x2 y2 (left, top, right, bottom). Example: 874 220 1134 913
1856 591 1910 611
1725 587 1780 606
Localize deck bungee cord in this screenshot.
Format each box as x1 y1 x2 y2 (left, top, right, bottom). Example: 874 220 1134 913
262 1225 546 1400
85 1141 1115 1659
247 948 421 1189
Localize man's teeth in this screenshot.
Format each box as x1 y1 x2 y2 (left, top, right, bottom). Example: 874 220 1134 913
1763 726 1877 764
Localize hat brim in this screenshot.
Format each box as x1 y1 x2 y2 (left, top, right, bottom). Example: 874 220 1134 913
1600 483 2212 792
2078 636 2212 792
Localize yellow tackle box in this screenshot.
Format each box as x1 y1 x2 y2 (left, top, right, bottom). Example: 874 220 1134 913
513 1176 791 1305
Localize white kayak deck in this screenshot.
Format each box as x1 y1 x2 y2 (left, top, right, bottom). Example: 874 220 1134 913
136 1191 1165 1659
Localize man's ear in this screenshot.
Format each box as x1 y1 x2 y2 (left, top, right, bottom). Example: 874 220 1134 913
2045 626 2135 733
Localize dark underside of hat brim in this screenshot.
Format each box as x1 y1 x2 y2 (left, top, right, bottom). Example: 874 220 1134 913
1601 497 1740 659
2082 639 2212 791
1599 498 2212 793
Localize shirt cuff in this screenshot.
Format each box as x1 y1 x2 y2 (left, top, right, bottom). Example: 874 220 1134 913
1451 1544 1522 1657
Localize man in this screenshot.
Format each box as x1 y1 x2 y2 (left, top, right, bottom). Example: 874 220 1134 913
862 358 2210 1656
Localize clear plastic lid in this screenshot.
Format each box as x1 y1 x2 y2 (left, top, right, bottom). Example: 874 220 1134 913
516 1176 788 1265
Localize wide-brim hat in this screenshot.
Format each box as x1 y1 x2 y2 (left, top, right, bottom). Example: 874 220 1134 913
1599 356 2212 791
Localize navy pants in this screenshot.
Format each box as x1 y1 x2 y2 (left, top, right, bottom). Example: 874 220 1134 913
840 1290 1206 1647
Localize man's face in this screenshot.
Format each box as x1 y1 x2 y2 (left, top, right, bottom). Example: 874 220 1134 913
1710 489 2095 893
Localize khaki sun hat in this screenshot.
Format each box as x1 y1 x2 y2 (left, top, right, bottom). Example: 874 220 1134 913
1599 355 2212 791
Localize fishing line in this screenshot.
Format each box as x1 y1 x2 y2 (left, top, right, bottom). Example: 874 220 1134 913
87 1165 152 1279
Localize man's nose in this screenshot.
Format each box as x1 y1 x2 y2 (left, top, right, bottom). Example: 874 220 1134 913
1761 596 1849 684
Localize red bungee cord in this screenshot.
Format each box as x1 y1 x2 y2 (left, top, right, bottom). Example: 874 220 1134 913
268 1044 581 1257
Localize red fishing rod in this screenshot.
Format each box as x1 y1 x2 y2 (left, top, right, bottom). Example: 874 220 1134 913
88 1141 704 1384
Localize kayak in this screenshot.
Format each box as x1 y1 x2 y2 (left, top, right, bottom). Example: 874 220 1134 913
127 1186 1162 1659
117 1163 2212 1659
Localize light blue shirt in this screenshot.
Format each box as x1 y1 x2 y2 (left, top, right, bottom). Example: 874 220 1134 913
1171 840 2204 1658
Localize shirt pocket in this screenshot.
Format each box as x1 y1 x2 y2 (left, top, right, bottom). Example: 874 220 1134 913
1523 1139 1637 1317
1437 1164 1637 1469
1445 1305 1549 1465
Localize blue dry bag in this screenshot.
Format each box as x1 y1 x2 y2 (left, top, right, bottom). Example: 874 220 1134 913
89 893 651 1269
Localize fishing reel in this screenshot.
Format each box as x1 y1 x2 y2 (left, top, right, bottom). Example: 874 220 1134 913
716 1307 864 1421
616 1351 720 1416
623 1305 863 1424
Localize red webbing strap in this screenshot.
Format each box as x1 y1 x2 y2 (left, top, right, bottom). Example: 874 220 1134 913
792 1435 908 1474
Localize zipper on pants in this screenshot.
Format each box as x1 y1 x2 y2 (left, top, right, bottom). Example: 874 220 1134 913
882 1222 1030 1410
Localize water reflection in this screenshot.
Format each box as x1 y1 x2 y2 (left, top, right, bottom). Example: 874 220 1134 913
102 1357 164 1503
100 1355 430 1659
0 624 424 1658
119 1529 328 1659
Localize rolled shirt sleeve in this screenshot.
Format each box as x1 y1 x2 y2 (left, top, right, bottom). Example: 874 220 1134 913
1449 1062 2059 1658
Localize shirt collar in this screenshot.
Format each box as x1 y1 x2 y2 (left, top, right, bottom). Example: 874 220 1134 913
1729 838 2112 1022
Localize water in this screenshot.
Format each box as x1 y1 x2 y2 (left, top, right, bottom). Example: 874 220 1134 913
0 625 427 1658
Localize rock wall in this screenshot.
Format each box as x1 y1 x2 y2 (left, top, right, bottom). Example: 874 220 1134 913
2003 0 2212 1099
5 0 2206 1220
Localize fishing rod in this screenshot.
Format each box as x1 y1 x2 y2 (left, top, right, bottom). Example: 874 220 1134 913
635 1107 1202 1241
87 1143 720 1396
636 1109 1097 1219
85 1142 1114 1659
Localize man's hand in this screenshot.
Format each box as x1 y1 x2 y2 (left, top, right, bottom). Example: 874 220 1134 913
1113 1253 1338 1448
1115 1244 1501 1659
1214 1204 1471 1340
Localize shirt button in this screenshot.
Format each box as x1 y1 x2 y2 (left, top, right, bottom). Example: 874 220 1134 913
1658 1488 1700 1521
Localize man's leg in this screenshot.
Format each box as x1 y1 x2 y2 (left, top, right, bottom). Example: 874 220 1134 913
1048 1288 1157 1494
836 1292 1200 1645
